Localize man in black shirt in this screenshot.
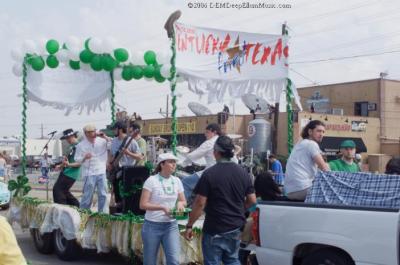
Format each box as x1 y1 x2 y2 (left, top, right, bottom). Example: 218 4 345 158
184 136 256 265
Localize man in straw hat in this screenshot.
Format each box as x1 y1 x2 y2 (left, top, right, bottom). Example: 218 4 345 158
75 124 111 212
53 128 81 207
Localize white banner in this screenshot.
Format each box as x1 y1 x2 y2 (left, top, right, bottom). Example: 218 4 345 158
174 22 289 104
26 65 111 115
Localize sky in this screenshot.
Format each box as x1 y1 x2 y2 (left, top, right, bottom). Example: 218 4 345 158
0 0 399 138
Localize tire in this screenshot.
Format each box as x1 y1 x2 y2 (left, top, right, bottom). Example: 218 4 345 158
1 203 9 210
30 228 54 254
53 229 82 261
301 249 354 265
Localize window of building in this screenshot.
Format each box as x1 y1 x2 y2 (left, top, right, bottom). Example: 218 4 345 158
354 101 369 116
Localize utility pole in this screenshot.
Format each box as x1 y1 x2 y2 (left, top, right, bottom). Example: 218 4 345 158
40 123 44 139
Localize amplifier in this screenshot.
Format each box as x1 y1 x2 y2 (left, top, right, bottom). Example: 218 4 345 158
121 166 150 215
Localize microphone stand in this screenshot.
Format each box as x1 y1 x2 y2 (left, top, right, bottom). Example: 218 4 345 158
38 131 57 202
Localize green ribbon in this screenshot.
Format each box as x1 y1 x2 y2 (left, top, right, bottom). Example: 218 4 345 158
10 58 31 197
109 71 116 124
169 31 178 155
118 180 143 198
286 78 294 154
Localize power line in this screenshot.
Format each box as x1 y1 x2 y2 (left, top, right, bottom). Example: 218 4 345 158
289 67 319 85
291 49 400 64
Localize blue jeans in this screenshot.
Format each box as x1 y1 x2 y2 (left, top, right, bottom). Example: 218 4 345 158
181 173 200 204
41 167 49 178
202 228 241 265
142 220 180 265
80 174 107 212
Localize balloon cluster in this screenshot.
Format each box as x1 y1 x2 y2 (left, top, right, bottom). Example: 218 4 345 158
10 37 173 83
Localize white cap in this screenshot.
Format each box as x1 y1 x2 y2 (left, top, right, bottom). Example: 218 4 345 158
157 153 179 164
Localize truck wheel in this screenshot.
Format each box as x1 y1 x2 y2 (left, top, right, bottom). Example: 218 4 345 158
302 249 354 265
53 229 82 261
30 228 54 254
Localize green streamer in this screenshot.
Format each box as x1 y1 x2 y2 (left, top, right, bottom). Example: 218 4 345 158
286 78 294 154
21 60 28 177
169 31 178 155
110 71 116 124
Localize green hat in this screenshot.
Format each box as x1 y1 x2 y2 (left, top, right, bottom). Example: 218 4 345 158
340 140 356 148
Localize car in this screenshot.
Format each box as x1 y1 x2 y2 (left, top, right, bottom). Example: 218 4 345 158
0 181 11 210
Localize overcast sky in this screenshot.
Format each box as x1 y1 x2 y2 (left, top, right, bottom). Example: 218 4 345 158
1 0 399 138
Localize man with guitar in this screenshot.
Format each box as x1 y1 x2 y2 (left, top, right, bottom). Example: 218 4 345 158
108 121 143 211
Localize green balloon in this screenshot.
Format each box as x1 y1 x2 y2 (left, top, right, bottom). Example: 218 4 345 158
143 65 155 78
102 55 117 71
84 38 91 50
46 39 60 54
91 55 102 71
79 49 94 64
154 67 165 83
132 66 143 79
69 60 80 70
31 56 45 71
114 48 129 63
122 66 133 81
46 55 59 68
144 50 157 65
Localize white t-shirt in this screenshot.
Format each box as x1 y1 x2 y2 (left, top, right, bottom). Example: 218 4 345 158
285 139 322 194
143 174 184 222
0 158 6 169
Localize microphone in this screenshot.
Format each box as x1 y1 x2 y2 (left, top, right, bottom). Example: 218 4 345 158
48 130 57 136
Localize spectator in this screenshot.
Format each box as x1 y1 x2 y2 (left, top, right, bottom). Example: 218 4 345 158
385 156 400 175
184 136 256 265
285 120 330 201
0 216 27 265
139 153 186 265
39 153 52 183
329 140 360 173
268 154 284 186
254 171 282 201
0 154 6 179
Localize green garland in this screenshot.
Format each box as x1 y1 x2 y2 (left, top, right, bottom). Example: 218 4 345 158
118 181 143 198
8 59 31 197
286 78 294 154
169 31 178 155
109 71 116 124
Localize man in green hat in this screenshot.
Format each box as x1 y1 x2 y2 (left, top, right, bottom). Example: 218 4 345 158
329 140 360 173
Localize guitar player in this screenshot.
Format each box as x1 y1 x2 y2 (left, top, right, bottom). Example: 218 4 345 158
107 121 143 211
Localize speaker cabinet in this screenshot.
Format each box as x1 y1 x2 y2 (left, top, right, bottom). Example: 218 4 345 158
121 166 150 215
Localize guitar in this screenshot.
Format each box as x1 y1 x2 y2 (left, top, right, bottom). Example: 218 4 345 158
107 129 140 182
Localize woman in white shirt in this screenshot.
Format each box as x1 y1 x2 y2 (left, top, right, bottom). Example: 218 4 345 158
140 153 186 265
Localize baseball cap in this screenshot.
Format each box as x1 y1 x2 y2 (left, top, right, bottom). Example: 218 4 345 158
157 153 179 164
340 140 356 148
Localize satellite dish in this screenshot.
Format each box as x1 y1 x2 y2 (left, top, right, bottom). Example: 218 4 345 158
241 94 271 114
188 102 212 116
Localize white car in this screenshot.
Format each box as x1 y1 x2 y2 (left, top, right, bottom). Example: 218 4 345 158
0 181 11 209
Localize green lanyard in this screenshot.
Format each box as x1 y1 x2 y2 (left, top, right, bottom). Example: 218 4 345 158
158 174 176 195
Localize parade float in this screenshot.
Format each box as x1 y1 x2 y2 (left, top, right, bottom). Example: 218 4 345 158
8 11 299 263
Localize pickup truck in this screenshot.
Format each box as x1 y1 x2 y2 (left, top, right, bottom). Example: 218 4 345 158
252 201 399 265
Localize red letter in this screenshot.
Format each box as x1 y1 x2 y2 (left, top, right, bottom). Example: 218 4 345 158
219 34 231 53
196 34 205 54
244 43 255 61
205 34 214 54
271 39 282 65
260 47 271 64
252 43 262 65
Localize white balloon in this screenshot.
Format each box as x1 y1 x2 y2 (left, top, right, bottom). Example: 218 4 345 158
57 49 69 63
11 48 24 62
22 39 37 54
144 77 153 82
113 68 123 81
88 37 103 54
131 51 146 65
103 37 118 54
80 63 91 71
68 48 80 61
66 35 81 50
160 64 171 79
12 64 23 77
158 50 172 64
38 38 48 54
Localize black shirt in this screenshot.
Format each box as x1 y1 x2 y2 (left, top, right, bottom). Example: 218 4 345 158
194 161 255 235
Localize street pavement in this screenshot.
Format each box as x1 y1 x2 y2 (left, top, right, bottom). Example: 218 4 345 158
1 169 127 265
